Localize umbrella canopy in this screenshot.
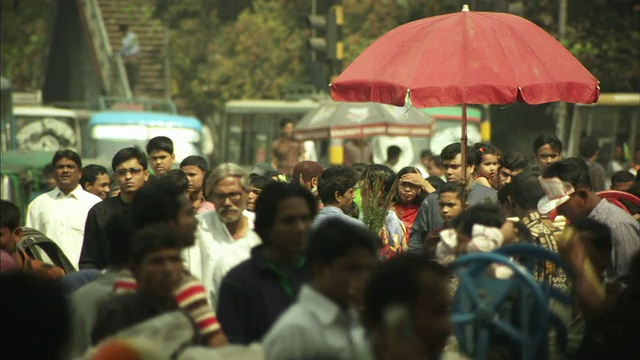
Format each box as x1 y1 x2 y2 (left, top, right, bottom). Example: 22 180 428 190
294 100 434 141
331 6 600 107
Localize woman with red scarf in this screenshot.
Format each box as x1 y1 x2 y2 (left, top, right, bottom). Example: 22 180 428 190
392 167 433 243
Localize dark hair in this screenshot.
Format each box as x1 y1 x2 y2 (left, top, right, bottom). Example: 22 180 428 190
250 175 276 190
254 182 318 242
426 176 446 190
508 170 545 210
317 166 358 205
364 253 449 327
533 133 562 154
362 164 396 198
112 146 148 171
579 136 600 159
394 166 427 205
542 158 592 190
1 272 71 360
473 142 500 166
43 163 55 176
80 164 109 187
612 170 635 185
180 155 209 172
129 223 182 266
501 151 530 171
571 218 612 256
146 136 174 155
438 181 465 200
420 149 433 159
432 155 444 168
279 118 295 129
52 149 82 169
452 203 506 238
105 209 134 266
386 145 402 160
163 169 189 192
131 180 187 228
350 163 368 179
307 218 378 265
440 142 480 166
118 24 129 32
293 161 324 183
0 200 20 231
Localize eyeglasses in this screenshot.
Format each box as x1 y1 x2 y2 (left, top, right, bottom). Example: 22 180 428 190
115 167 143 177
211 191 244 203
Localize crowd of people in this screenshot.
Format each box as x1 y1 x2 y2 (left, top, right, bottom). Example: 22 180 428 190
1 131 639 360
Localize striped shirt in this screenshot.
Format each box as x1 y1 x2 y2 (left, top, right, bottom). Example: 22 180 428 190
113 269 221 339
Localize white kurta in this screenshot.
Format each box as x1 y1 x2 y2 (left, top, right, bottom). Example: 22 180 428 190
25 185 101 269
183 210 261 307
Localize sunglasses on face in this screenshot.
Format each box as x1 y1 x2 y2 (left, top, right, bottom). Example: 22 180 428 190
115 167 143 177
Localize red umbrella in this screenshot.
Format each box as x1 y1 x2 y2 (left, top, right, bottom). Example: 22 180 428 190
331 5 600 187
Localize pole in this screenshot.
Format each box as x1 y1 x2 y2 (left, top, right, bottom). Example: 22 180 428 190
555 0 569 145
461 103 468 205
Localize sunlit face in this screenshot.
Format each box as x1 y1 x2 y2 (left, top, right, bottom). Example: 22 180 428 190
181 165 206 196
267 196 313 255
114 158 149 195
282 122 295 138
246 186 262 212
211 176 249 223
535 144 561 171
398 181 420 204
86 173 111 200
54 158 82 193
336 187 356 213
442 154 474 183
478 154 499 182
131 248 183 298
149 150 175 177
438 192 463 227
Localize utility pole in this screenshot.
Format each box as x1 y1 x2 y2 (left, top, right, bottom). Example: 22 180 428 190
556 0 569 146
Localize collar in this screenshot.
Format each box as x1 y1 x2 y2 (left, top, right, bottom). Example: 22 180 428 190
53 184 83 199
299 285 344 326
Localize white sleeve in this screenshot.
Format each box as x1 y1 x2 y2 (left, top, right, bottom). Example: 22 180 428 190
263 323 317 360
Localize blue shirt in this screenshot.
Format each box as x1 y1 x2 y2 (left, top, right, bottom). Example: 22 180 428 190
312 205 365 230
408 182 498 253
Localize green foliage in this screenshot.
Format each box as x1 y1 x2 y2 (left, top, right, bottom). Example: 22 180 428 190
361 176 397 235
0 0 55 90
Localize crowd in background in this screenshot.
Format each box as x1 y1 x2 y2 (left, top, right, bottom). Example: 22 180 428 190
2 122 640 359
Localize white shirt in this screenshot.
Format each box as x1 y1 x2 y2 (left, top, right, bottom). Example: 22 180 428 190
25 185 101 269
263 285 368 360
183 210 261 307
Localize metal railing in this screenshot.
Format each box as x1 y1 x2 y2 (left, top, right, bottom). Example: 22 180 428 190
77 0 132 99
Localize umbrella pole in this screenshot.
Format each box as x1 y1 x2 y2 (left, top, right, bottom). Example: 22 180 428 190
461 103 468 205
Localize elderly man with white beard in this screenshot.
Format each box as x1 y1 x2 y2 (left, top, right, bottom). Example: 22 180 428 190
183 163 261 307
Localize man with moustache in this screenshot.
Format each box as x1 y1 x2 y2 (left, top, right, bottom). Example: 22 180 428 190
79 147 150 269
26 150 101 269
183 163 261 307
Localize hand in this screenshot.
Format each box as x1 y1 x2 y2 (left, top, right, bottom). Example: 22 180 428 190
500 221 518 243
400 172 435 193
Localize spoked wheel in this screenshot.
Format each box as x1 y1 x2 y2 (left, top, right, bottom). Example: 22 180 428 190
449 252 549 360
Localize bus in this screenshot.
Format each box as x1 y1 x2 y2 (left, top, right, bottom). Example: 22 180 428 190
12 105 82 154
1 77 14 152
88 111 206 163
220 99 321 168
567 93 640 171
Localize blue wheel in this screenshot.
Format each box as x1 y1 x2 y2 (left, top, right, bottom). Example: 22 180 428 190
449 252 549 360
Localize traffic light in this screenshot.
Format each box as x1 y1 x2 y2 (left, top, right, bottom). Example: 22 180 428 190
307 2 343 63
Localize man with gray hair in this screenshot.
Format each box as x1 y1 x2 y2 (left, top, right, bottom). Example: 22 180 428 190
183 163 262 307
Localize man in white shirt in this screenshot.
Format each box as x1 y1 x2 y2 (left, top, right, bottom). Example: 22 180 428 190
184 163 261 307
263 217 379 360
26 150 101 269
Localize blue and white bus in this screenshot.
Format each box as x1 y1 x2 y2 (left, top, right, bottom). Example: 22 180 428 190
88 111 206 163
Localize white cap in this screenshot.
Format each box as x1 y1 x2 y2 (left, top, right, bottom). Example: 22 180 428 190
537 176 575 214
